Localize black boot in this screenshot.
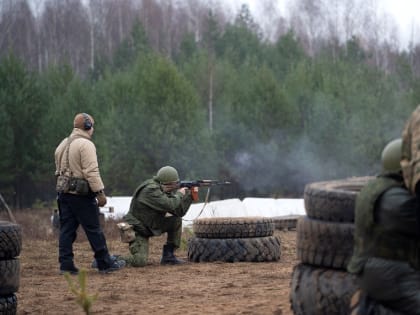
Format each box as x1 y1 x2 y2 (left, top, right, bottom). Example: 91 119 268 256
96 255 126 274
59 262 79 275
91 254 121 269
160 244 185 265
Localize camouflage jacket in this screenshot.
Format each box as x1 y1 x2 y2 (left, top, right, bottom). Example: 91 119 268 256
347 172 420 274
123 178 193 236
401 104 420 194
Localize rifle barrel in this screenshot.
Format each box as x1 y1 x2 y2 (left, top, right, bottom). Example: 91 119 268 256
179 180 231 188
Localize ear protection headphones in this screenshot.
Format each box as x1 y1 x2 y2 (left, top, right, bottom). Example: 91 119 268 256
82 113 93 130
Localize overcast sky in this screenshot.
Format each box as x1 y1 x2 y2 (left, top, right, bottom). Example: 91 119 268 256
382 0 420 44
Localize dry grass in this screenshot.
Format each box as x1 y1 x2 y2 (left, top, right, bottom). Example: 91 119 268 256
1 208 298 315
1 207 122 241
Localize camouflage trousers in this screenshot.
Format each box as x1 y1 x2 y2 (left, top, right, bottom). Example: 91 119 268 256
123 216 182 267
123 234 150 267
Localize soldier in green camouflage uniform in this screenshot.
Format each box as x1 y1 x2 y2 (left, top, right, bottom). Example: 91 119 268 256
122 166 194 267
348 139 420 314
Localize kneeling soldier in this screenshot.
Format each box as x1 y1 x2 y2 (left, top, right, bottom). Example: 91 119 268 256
122 166 197 266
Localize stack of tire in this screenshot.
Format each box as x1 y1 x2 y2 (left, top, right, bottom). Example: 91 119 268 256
188 217 281 263
290 176 373 315
0 221 21 314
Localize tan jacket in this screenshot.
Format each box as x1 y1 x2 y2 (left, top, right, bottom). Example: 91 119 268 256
55 128 104 193
401 104 420 194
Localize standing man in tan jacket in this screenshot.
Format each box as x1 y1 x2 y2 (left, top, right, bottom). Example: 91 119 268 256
401 104 420 194
55 113 124 274
401 104 420 236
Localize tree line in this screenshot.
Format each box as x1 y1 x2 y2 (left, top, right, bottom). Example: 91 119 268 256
0 0 419 208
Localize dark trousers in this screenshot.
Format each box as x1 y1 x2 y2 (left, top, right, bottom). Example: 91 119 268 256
57 193 109 267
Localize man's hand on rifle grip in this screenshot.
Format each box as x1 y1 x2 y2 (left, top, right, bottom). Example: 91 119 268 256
191 187 199 201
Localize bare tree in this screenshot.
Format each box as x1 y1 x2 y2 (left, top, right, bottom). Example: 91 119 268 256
86 0 138 72
288 0 326 56
140 0 163 52
408 44 420 77
258 0 287 42
38 0 90 74
0 0 15 53
0 0 37 69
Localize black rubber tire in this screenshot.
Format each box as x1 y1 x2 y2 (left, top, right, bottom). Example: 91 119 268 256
304 176 373 222
0 294 17 315
188 236 281 262
296 216 354 270
290 263 358 315
192 217 274 238
0 259 20 295
0 221 22 259
272 215 301 230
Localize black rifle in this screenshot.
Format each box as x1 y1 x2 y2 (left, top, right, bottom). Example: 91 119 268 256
179 180 231 189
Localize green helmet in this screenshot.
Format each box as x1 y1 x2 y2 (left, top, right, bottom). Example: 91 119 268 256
381 138 402 172
156 166 179 184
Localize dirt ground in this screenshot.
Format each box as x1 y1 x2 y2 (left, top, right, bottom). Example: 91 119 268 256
11 210 298 315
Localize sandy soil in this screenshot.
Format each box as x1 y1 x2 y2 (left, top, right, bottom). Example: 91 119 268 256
13 213 297 315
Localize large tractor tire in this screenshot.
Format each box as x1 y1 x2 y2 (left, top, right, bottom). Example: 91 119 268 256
296 216 354 270
0 259 19 296
188 235 280 263
192 217 274 239
304 176 373 222
290 263 358 315
0 220 21 314
272 215 301 231
0 222 22 259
